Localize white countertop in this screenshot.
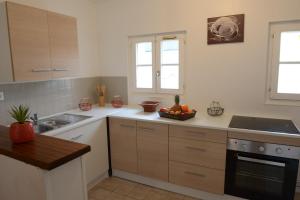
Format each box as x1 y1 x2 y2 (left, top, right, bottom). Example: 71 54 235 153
41 105 232 137
108 107 232 131
40 105 300 140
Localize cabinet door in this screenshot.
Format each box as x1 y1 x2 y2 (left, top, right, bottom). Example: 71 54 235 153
47 12 79 79
109 118 138 173
137 121 169 181
54 119 109 185
6 2 52 81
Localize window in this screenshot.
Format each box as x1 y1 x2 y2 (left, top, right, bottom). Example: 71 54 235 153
130 33 185 94
268 22 300 101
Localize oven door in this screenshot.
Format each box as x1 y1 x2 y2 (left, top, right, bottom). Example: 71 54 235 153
225 150 298 200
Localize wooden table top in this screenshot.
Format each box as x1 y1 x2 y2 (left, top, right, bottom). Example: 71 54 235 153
0 125 90 170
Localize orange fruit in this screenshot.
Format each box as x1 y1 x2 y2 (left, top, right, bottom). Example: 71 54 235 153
181 104 189 112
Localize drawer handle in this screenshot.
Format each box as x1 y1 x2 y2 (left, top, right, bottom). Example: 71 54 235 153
138 126 155 132
186 130 206 135
71 135 83 141
32 68 52 72
120 124 135 129
185 171 206 178
185 146 206 152
53 68 69 72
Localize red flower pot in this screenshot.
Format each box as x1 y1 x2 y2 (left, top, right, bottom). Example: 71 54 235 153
9 122 35 144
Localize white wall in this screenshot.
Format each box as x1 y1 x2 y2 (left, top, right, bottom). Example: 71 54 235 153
0 0 101 77
96 0 300 124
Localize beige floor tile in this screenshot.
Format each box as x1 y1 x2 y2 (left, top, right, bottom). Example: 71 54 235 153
106 192 124 200
113 179 136 196
127 184 151 200
94 177 122 191
89 188 112 200
144 189 170 200
123 197 137 200
150 187 171 196
167 192 186 200
89 177 201 200
183 196 201 200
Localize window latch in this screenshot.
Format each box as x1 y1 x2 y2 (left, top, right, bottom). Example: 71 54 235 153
156 70 160 78
162 36 177 40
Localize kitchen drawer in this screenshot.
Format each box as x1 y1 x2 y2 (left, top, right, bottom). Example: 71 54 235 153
169 137 226 170
169 161 225 195
54 128 86 142
137 121 168 181
109 118 138 173
169 125 227 144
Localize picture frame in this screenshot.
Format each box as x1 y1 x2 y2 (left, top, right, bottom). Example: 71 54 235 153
207 14 245 45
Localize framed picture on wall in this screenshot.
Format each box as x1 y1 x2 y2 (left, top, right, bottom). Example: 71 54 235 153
207 14 245 45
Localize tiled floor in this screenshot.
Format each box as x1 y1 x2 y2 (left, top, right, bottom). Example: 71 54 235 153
88 177 200 200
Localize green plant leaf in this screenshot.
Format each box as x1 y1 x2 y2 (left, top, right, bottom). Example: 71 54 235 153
9 104 31 123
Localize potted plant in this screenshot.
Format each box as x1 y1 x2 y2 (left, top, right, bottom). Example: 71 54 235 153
9 105 35 144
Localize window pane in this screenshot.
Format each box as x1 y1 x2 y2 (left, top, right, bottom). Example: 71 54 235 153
136 66 152 88
136 42 152 65
161 65 179 89
277 64 300 94
280 31 300 62
161 40 179 65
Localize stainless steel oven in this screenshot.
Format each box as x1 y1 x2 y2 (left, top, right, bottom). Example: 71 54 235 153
225 139 300 200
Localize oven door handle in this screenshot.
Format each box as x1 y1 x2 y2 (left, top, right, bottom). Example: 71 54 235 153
237 155 286 167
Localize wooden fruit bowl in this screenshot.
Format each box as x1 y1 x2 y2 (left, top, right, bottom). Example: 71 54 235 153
139 101 160 112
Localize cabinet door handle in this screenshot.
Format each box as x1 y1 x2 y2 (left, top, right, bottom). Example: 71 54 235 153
120 124 135 129
138 126 155 132
71 134 83 141
32 68 52 72
185 146 206 152
53 68 69 71
184 171 206 178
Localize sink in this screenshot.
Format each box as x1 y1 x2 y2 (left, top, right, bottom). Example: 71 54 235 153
34 124 54 134
34 113 92 134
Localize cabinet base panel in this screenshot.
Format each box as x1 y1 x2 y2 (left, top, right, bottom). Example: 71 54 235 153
113 170 245 200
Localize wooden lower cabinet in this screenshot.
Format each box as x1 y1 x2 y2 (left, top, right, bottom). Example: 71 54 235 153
137 121 169 181
109 118 138 173
169 161 225 195
109 118 227 195
169 137 226 170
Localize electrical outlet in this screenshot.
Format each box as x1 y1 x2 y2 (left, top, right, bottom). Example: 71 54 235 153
0 92 4 101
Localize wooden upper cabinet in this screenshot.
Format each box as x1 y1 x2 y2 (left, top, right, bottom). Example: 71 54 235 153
47 12 79 79
6 2 52 81
4 2 79 82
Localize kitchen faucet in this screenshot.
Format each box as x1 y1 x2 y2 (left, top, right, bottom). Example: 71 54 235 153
30 113 38 125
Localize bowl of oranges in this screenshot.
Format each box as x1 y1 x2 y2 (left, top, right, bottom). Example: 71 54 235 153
158 95 197 121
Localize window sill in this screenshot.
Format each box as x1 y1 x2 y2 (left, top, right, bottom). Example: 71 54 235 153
265 98 300 107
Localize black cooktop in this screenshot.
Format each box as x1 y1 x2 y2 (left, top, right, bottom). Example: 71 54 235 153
229 115 300 134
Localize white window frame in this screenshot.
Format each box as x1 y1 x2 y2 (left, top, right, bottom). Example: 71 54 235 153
129 32 185 94
268 21 300 101
131 36 156 93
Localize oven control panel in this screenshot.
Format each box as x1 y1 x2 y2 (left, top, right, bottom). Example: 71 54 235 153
228 138 300 160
